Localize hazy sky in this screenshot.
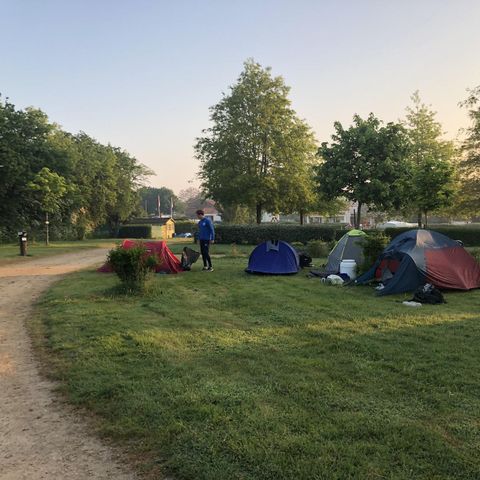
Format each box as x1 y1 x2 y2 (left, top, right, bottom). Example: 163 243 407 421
2 0 479 192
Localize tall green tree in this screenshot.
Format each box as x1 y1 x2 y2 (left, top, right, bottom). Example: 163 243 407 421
455 86 480 216
316 114 410 228
105 148 152 236
0 96 151 241
404 92 456 226
27 167 72 245
0 99 57 233
196 60 317 224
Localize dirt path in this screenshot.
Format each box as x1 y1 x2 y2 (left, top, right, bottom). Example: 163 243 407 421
0 249 137 480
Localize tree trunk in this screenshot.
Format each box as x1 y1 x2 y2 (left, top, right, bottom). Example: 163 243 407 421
424 211 428 228
108 218 120 238
417 212 422 228
256 204 262 224
356 202 362 229
300 210 304 225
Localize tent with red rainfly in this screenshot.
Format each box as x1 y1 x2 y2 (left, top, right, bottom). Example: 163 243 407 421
98 239 183 274
356 229 480 295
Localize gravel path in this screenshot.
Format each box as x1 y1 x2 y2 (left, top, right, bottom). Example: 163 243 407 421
0 249 137 480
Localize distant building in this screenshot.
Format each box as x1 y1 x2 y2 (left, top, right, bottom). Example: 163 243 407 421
202 204 222 222
261 203 377 227
185 199 222 222
126 217 176 239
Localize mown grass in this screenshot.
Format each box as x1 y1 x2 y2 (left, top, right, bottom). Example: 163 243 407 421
0 239 117 264
34 253 480 480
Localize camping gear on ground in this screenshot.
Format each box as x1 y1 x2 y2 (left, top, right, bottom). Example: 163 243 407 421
356 229 480 296
325 229 366 273
339 259 358 280
410 283 446 304
98 239 183 274
402 301 422 307
246 240 300 275
299 252 313 268
321 274 344 285
181 247 200 270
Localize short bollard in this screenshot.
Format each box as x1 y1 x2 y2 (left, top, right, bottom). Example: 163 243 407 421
18 231 28 256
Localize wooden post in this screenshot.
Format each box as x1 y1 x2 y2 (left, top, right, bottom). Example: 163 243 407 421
45 212 50 246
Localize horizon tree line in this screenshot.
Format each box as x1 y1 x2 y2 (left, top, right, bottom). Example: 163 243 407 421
196 59 479 227
1 60 478 242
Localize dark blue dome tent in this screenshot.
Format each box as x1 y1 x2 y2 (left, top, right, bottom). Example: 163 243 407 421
356 229 480 295
246 240 300 275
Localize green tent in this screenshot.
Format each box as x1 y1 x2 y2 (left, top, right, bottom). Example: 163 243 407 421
325 229 367 273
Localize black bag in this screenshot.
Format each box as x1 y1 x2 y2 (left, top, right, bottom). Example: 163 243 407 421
411 284 446 304
299 252 313 268
181 247 200 271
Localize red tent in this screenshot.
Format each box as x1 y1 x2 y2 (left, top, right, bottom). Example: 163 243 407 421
98 239 183 274
357 229 480 295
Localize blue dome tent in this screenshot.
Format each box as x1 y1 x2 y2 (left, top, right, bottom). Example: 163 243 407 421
246 240 300 275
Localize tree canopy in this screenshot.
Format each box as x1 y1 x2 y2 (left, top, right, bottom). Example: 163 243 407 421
456 86 480 216
196 60 318 223
404 92 456 226
0 96 151 241
316 114 410 227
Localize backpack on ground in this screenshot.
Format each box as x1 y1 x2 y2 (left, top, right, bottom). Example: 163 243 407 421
411 283 446 304
298 252 313 268
181 247 200 271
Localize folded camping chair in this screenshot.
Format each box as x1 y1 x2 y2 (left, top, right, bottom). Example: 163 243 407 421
181 247 200 271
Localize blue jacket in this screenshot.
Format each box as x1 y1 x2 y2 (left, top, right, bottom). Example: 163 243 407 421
198 217 215 241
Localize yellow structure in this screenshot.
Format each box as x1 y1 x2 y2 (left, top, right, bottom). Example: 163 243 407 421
150 218 175 239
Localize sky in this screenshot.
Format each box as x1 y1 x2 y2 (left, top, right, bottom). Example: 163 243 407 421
1 0 479 192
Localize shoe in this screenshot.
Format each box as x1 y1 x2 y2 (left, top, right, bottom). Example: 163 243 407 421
207 267 214 272
202 266 209 271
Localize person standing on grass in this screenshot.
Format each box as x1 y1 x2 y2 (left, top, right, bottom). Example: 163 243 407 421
196 209 215 271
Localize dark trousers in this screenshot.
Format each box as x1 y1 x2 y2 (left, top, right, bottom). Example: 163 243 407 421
200 240 212 268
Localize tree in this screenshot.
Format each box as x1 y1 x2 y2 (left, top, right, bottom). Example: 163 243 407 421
305 194 349 222
138 187 179 217
196 59 317 224
27 167 71 245
404 92 456 226
0 95 151 241
105 149 153 236
0 98 58 235
178 188 204 217
316 114 410 228
455 86 480 216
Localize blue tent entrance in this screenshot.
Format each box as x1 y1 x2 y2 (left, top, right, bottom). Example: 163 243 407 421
246 240 300 275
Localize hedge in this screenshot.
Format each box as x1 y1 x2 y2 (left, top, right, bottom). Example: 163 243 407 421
213 224 347 244
117 225 163 239
385 226 480 247
175 220 197 234
212 224 480 247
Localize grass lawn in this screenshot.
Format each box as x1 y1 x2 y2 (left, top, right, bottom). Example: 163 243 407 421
33 247 480 480
0 239 117 264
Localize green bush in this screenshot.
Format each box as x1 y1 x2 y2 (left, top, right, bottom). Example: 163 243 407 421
107 244 157 292
290 241 305 251
214 224 346 244
306 240 330 258
360 232 389 274
385 226 480 247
